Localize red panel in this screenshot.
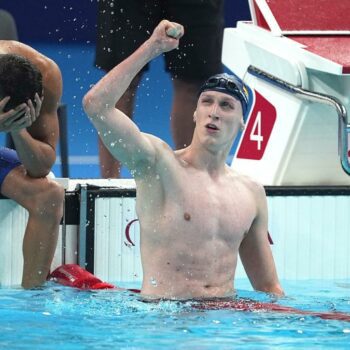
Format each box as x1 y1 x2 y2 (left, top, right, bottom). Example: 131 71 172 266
253 0 271 31
292 36 350 73
257 0 350 31
236 91 276 160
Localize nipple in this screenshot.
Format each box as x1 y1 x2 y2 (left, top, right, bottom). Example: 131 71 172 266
184 212 191 221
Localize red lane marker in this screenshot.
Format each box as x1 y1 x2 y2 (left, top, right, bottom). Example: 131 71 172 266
194 299 350 322
50 265 350 322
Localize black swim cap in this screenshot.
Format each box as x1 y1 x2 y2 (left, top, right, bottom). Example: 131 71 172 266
198 73 249 118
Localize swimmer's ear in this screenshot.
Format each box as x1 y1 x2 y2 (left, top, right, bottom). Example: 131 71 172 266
240 119 245 131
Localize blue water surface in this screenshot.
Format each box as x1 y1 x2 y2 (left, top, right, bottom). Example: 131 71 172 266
1 279 350 349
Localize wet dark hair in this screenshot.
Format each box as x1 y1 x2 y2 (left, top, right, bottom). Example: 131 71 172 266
0 54 43 112
198 73 249 119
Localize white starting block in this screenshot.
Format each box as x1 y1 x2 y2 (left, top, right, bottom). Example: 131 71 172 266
223 0 350 185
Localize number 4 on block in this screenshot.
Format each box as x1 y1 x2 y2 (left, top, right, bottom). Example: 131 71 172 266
237 91 276 160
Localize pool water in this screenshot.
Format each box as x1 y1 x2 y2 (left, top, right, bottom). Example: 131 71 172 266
1 279 349 349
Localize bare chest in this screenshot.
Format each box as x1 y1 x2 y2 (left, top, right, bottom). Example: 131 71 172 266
159 175 256 247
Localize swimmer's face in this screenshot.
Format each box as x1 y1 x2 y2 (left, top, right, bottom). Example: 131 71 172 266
194 90 244 148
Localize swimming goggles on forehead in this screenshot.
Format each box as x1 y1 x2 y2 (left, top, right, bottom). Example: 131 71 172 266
203 77 248 104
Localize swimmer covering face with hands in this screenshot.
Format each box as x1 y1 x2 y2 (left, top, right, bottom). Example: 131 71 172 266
0 41 64 289
83 20 284 299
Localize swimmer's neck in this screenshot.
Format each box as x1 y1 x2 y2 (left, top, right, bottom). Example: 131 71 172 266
176 144 229 174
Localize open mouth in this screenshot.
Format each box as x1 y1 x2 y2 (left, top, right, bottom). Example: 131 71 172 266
206 123 219 131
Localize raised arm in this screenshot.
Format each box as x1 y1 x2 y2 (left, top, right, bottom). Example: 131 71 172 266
83 20 184 171
239 183 284 296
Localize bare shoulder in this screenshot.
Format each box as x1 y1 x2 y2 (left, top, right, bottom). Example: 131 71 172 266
29 49 62 95
38 55 62 81
135 132 176 171
228 167 266 200
144 133 176 160
0 40 62 98
3 41 60 78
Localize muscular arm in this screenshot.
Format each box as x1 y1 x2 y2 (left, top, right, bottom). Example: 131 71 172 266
10 55 62 177
83 20 183 171
239 183 284 296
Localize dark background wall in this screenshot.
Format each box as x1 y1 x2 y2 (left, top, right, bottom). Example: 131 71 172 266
0 0 252 178
0 0 251 43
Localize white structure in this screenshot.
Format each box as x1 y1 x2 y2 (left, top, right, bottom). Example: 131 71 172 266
223 0 350 185
1 180 350 287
